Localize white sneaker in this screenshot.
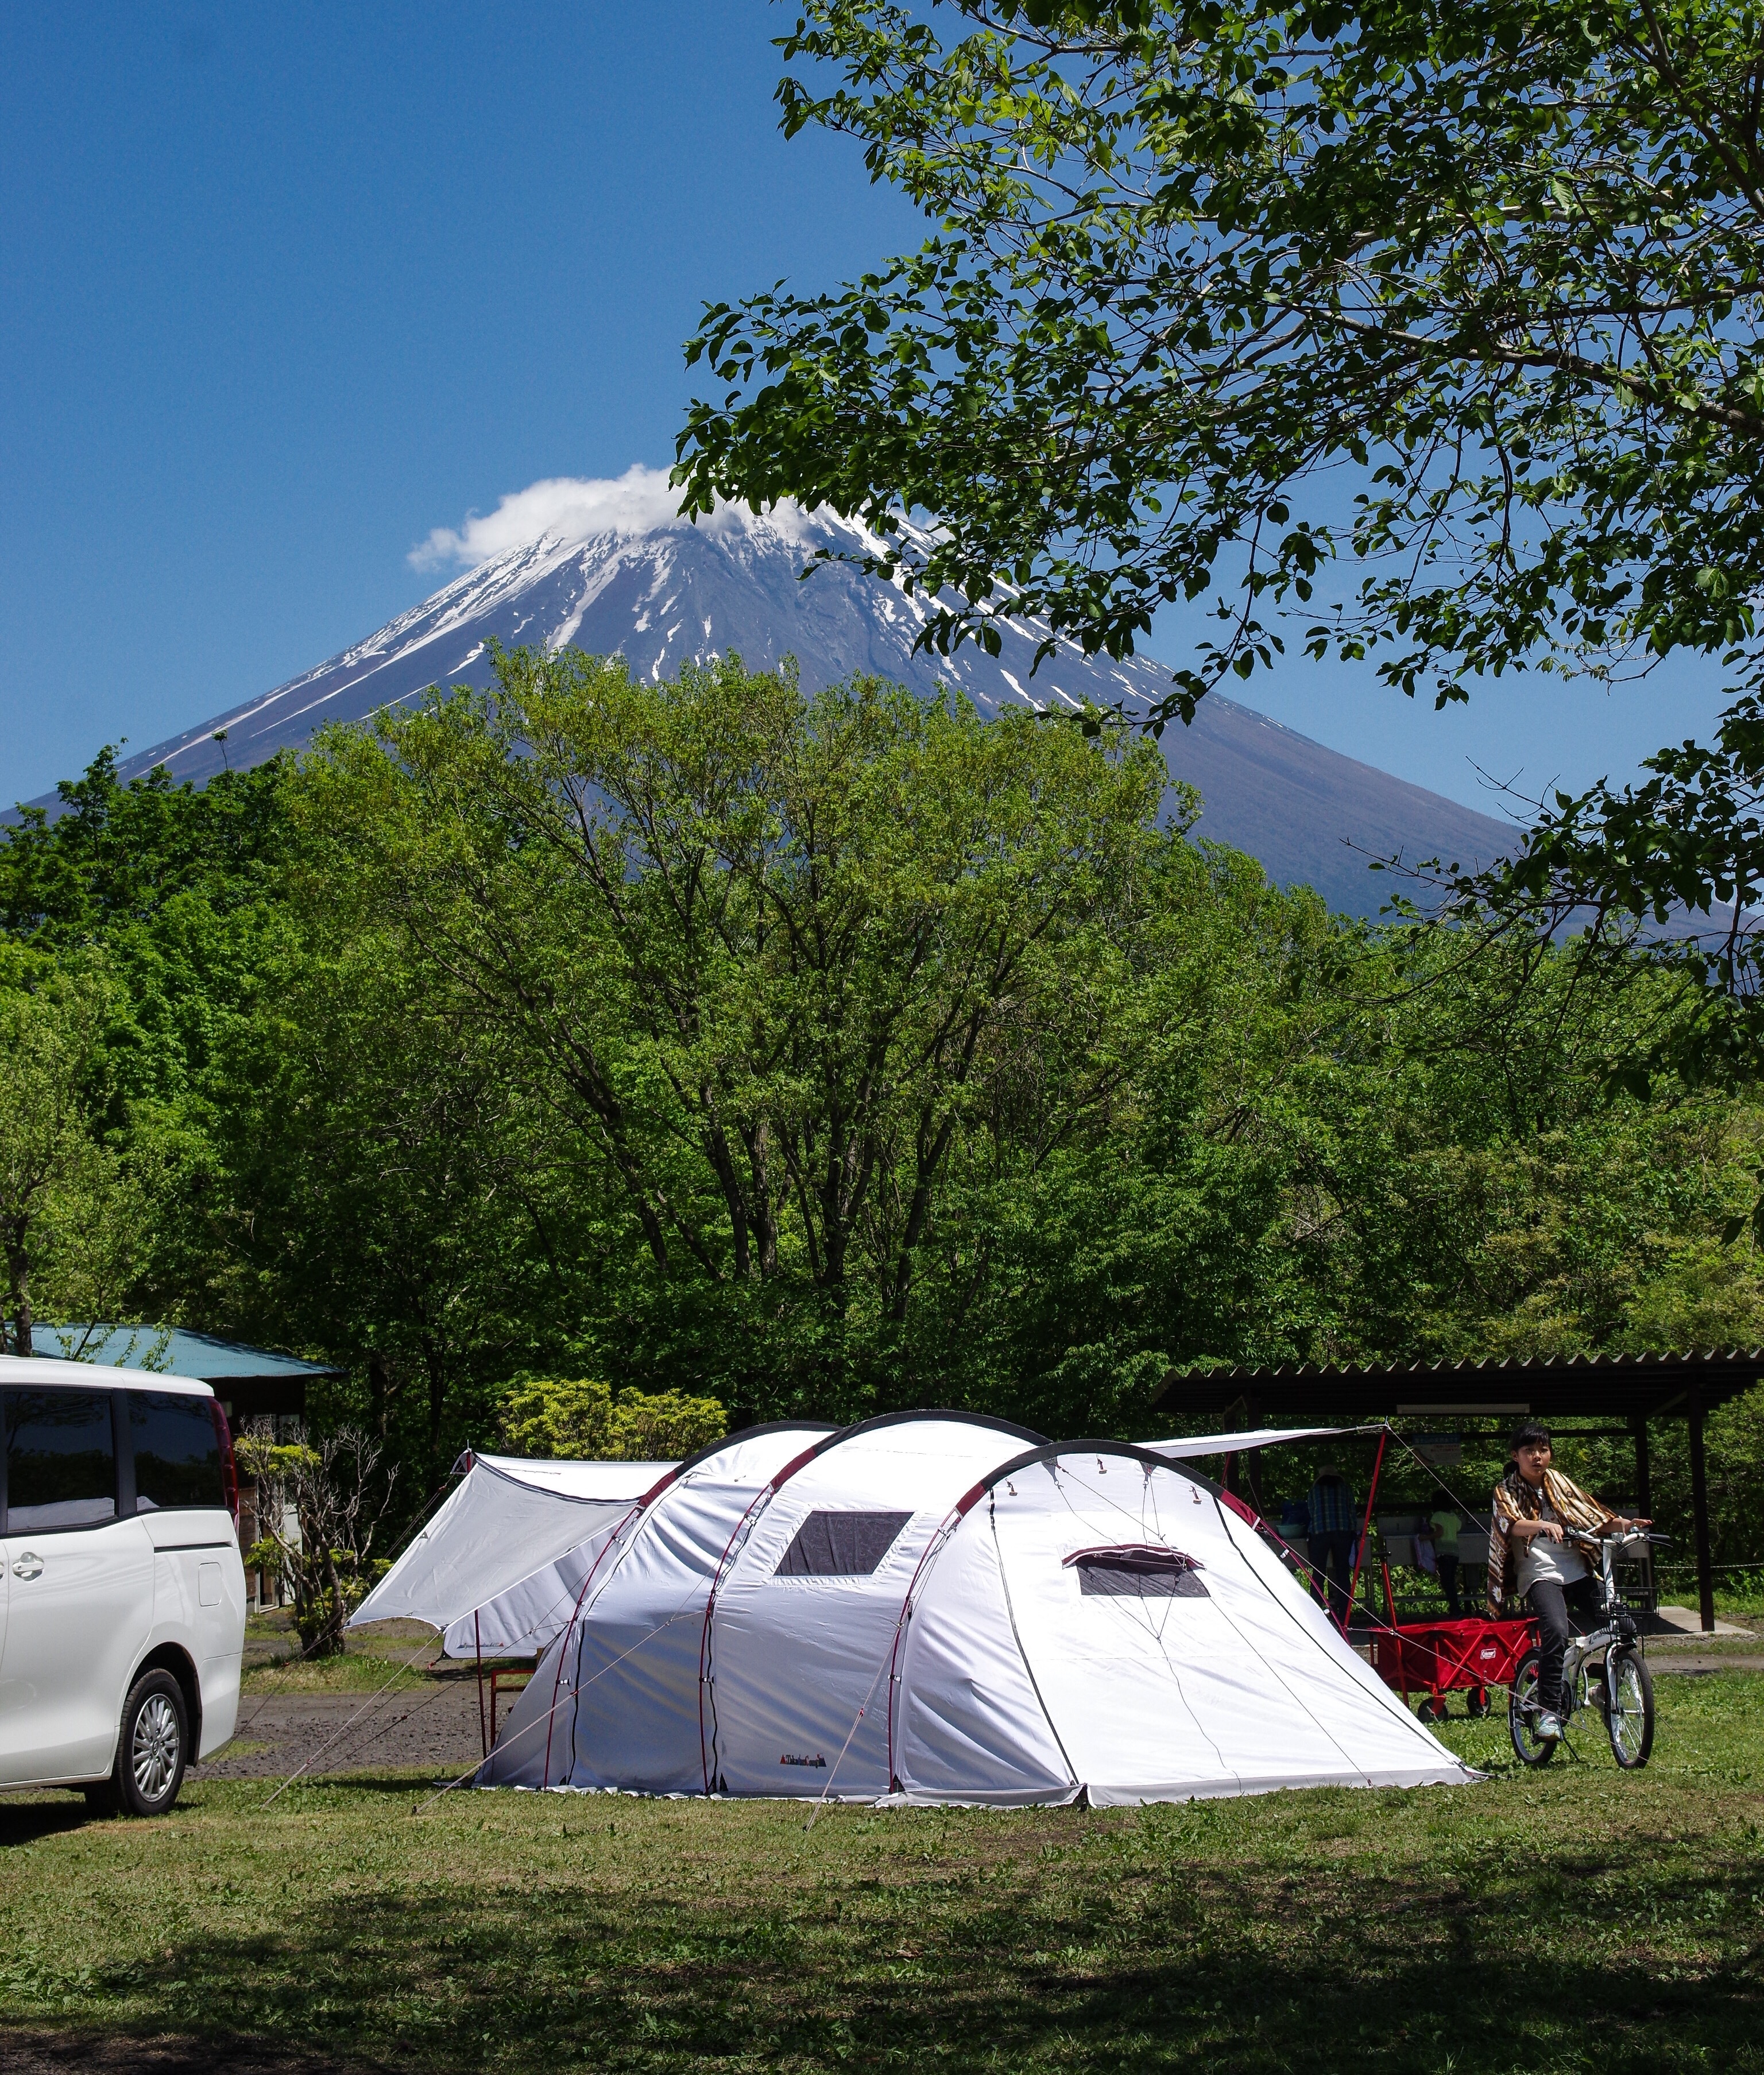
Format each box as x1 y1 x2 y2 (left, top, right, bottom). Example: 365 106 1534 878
1536 1712 1564 1741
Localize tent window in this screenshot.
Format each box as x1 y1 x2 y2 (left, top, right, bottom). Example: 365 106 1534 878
775 1510 912 1577
1066 1546 1209 1599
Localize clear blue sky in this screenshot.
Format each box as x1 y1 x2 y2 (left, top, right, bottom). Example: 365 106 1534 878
0 2 1732 815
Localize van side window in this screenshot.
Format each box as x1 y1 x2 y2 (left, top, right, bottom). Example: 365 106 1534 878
130 1392 225 1511
5 1391 118 1532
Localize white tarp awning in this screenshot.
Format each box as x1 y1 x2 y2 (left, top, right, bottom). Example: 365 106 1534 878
349 1453 671 1650
465 1453 667 1500
1140 1426 1355 1458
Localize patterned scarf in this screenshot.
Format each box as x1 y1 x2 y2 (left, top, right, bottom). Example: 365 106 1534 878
1486 1464 1616 1615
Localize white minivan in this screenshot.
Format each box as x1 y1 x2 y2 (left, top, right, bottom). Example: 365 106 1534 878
0 1354 246 1815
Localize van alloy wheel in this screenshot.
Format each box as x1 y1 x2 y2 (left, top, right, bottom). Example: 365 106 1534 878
99 1670 190 1819
132 1693 181 1801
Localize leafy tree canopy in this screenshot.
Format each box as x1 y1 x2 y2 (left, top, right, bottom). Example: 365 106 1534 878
9 690 1764 1568
1 748 290 950
675 0 1764 986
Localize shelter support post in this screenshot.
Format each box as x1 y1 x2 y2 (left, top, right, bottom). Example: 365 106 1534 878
1240 1395 1265 1515
1630 1414 1651 1523
1688 1388 1715 1635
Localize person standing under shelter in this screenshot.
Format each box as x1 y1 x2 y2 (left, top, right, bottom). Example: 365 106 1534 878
1431 1504 1463 1617
1487 1421 1646 1742
1306 1464 1359 1625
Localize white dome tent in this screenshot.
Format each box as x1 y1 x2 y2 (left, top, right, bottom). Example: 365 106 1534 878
888 1440 1469 1804
703 1411 1047 1795
481 1416 1473 1805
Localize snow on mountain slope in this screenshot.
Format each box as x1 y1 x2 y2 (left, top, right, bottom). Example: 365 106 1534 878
62 497 1517 918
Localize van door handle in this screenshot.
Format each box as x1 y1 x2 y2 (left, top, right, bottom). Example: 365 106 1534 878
11 1553 42 1581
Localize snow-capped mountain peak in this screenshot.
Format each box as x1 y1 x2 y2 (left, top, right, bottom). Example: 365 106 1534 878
60 484 1513 916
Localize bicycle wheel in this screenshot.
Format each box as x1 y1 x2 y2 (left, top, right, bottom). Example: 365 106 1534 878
1604 1648 1654 1770
1508 1651 1557 1767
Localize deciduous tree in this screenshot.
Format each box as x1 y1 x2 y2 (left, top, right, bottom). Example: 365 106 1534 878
676 0 1764 1001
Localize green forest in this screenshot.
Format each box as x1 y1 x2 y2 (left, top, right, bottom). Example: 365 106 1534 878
5 644 1763 1575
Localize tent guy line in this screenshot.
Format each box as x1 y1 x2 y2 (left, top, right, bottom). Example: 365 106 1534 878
1039 1461 1236 1782
264 1477 657 1806
410 1596 714 1818
258 1631 442 1809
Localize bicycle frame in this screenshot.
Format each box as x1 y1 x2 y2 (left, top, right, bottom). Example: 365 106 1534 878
1553 1534 1643 1717
1513 1529 1657 1762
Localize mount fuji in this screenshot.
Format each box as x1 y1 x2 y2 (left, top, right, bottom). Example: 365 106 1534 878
70 475 1516 917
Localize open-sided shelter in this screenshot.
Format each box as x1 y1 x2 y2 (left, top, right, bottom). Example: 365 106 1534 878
1157 1350 1764 1630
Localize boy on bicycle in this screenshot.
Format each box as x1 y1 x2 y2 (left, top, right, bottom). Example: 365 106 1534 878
1487 1421 1647 1742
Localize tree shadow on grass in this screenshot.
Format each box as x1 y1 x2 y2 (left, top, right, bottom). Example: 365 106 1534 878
38 1836 1764 2074
0 1795 92 1849
0 2025 385 2075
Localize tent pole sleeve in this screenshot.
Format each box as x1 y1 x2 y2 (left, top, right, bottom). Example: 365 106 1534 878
1345 1429 1388 1632
1688 1388 1715 1635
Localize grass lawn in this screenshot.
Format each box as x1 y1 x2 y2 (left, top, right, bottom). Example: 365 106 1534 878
3 1674 1763 2073
241 1613 459 1693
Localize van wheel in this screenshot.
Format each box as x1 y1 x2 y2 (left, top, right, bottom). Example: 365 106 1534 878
98 1671 189 1818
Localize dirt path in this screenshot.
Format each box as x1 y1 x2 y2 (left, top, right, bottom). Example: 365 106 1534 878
196 1675 491 1784
1650 1653 1764 1677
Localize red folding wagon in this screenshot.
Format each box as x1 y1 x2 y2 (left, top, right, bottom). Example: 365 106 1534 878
1365 1615 1536 1722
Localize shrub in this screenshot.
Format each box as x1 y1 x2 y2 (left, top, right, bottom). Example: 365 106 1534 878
498 1376 726 1462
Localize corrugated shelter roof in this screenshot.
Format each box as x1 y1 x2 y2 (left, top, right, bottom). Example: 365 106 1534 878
1157 1349 1764 1422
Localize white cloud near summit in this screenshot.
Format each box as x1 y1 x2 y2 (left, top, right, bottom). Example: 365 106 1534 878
409 465 689 570
410 466 852 572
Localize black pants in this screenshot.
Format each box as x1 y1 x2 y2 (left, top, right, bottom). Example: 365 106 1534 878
1312 1531 1356 1624
1528 1575 1600 1715
1437 1553 1462 1618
